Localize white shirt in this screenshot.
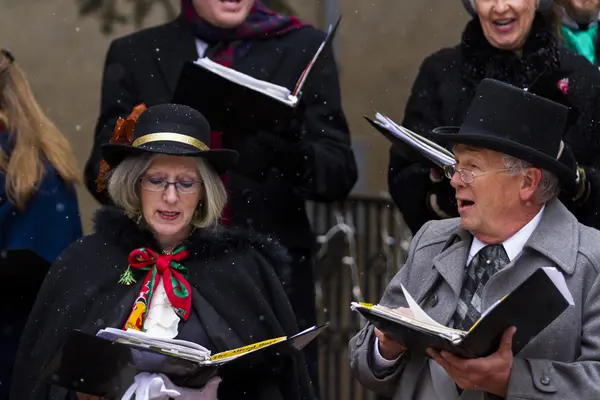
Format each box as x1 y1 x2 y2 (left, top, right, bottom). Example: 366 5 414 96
144 279 180 339
467 205 544 264
371 206 545 371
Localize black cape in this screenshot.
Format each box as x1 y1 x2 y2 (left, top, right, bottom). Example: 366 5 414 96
9 207 315 400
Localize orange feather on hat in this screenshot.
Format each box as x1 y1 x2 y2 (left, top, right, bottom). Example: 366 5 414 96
95 103 148 192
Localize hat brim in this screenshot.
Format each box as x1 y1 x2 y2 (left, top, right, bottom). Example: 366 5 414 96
101 141 239 176
431 126 577 183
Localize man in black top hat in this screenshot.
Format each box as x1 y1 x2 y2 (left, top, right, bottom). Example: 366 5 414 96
349 78 600 400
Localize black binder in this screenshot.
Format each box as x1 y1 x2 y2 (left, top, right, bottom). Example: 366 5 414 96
353 267 573 359
172 17 341 134
40 323 328 399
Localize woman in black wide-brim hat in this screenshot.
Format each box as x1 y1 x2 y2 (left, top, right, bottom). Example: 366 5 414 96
9 103 316 400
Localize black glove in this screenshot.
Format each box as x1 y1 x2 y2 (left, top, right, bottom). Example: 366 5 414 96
270 114 305 143
557 142 588 202
223 115 306 181
222 131 272 180
389 163 457 234
269 100 307 143
426 167 458 219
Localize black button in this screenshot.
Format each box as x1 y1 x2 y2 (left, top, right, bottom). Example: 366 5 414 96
540 374 550 385
429 294 438 307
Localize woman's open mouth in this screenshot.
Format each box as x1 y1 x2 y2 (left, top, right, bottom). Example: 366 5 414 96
492 18 516 32
158 211 181 221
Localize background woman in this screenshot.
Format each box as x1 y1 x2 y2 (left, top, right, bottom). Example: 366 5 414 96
388 0 600 234
0 48 82 398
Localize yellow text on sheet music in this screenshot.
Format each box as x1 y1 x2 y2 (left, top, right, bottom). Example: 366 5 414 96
210 336 287 361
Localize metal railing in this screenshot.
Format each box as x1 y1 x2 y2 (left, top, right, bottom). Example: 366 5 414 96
307 195 413 400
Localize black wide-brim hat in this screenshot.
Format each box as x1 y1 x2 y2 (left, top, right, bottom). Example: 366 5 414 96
431 78 576 184
101 103 238 175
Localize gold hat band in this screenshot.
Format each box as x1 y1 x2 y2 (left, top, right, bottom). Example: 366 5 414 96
132 132 209 151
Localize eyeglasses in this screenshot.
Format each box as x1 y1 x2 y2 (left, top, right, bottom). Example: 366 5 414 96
442 165 511 184
140 177 203 194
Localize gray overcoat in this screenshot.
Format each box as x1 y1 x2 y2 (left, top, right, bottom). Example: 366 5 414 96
349 199 600 400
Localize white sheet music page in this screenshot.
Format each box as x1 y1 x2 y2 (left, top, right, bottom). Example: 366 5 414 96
374 113 456 167
193 57 297 106
400 284 447 329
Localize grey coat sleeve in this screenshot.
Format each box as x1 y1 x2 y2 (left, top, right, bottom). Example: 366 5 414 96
348 222 434 397
506 266 600 399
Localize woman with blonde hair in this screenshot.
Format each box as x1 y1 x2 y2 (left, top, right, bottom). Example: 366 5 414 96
10 103 315 400
0 48 82 398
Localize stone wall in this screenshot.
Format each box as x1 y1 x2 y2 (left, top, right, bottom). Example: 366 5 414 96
0 0 469 232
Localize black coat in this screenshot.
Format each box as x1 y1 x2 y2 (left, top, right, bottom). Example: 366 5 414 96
9 207 315 400
84 17 357 252
389 15 600 234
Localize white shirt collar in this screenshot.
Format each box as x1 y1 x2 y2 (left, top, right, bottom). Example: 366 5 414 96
467 205 545 265
195 39 208 59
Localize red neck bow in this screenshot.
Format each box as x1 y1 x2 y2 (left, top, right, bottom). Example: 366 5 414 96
121 245 192 332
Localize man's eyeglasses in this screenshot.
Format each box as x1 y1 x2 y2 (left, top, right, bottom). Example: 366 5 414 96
442 165 511 184
140 177 203 194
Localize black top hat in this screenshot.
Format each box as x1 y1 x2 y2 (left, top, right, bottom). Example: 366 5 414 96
431 78 576 183
101 103 238 174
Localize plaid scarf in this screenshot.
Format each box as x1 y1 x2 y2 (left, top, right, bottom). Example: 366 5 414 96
180 0 306 226
181 0 306 64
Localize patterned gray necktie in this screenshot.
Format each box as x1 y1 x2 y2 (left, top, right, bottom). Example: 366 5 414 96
452 244 510 332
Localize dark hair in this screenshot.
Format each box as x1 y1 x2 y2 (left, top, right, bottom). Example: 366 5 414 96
545 3 564 40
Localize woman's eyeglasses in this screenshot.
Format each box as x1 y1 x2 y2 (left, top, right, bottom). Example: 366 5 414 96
140 177 203 194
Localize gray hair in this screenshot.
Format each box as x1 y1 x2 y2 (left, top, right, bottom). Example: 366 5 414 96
502 155 560 204
106 153 227 229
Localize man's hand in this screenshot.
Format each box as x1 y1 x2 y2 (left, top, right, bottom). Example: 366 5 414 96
427 327 516 397
374 307 412 360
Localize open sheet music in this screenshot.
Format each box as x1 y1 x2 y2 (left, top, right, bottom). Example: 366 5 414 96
352 267 573 359
193 57 300 107
172 17 341 133
41 324 329 399
364 112 456 167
